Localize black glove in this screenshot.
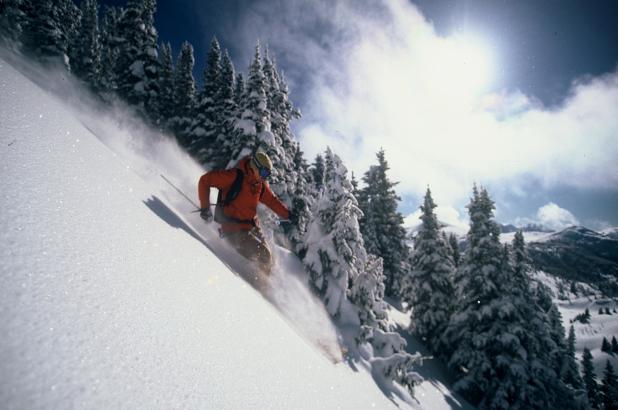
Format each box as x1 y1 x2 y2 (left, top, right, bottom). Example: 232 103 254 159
200 207 213 223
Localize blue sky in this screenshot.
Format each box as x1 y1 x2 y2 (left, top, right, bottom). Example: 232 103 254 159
99 0 618 229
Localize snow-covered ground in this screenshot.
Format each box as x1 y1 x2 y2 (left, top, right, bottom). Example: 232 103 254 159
0 54 466 408
532 271 618 376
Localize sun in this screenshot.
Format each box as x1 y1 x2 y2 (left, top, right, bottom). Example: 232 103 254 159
420 34 494 102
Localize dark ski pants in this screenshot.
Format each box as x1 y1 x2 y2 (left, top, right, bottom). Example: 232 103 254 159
224 227 273 275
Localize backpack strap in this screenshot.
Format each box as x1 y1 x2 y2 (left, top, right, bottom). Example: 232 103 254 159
222 169 244 206
215 168 256 226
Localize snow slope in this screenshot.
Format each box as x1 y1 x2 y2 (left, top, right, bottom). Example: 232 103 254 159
0 56 405 409
0 53 474 409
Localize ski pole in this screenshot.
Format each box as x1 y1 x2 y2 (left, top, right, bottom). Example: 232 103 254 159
160 174 202 211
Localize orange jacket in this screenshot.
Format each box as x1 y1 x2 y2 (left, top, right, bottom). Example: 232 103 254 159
198 156 290 233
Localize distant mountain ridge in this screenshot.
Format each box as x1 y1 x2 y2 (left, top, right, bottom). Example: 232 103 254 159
500 223 554 234
407 219 618 296
526 226 618 296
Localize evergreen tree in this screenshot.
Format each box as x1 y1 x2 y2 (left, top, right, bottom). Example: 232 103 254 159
229 42 271 163
262 47 278 115
530 280 587 409
233 72 244 109
20 0 79 67
443 186 521 407
447 233 461 267
350 172 360 198
349 254 424 396
157 42 174 129
302 148 365 317
311 153 325 192
285 143 314 249
69 0 101 89
602 337 612 354
358 149 409 297
259 57 302 213
350 254 389 337
210 49 237 168
0 0 25 46
582 348 601 409
114 0 160 120
170 41 196 146
601 360 618 410
562 325 584 389
442 186 580 409
512 230 531 276
405 188 455 352
189 37 221 163
612 336 618 353
99 5 121 93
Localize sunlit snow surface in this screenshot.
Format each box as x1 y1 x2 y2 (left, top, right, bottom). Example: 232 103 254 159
0 56 404 409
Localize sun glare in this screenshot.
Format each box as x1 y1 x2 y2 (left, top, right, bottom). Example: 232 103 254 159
420 34 494 102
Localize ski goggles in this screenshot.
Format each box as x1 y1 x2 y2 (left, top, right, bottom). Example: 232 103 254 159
252 157 271 179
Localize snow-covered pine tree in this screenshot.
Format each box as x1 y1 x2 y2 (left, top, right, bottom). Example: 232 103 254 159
262 47 279 116
311 153 325 193
505 232 579 408
602 337 612 354
228 42 272 164
358 149 409 297
302 148 365 317
69 0 101 89
442 186 542 409
582 348 601 409
189 37 221 164
602 360 618 410
0 0 25 46
233 72 244 109
209 49 238 169
20 0 79 68
99 5 121 93
447 233 461 268
156 42 174 129
285 143 314 249
349 254 424 396
563 325 584 389
264 57 300 182
527 279 589 409
349 254 389 338
512 230 531 277
350 172 360 198
170 41 196 147
405 188 455 353
263 53 301 182
113 0 160 121
256 53 305 239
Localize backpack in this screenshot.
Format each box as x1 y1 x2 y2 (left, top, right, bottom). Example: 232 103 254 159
214 168 265 224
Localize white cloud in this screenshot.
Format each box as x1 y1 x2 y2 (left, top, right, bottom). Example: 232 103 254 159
536 202 579 230
231 0 618 207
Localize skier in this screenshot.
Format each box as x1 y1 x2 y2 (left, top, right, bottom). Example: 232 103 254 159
198 151 295 277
